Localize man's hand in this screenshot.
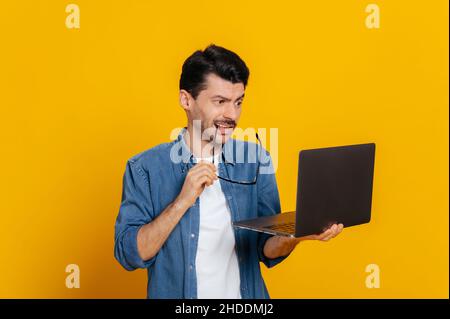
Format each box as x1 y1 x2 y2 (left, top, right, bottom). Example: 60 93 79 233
298 223 344 242
263 223 344 259
136 161 217 261
174 161 218 210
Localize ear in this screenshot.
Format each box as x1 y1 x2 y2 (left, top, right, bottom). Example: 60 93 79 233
179 90 193 111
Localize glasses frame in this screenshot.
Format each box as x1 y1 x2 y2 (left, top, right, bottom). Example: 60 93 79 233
212 128 262 185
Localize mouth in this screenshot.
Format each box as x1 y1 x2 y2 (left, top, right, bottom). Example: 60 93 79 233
214 121 235 135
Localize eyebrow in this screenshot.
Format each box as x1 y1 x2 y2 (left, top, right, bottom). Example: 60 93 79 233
211 93 245 101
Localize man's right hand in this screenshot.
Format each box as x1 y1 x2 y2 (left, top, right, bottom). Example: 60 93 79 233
136 161 217 261
174 161 217 210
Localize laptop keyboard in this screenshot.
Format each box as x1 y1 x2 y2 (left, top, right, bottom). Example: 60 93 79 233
266 222 295 234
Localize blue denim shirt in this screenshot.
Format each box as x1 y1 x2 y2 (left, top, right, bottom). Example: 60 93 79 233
114 129 288 299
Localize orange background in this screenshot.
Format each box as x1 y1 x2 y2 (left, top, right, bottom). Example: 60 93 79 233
0 0 448 298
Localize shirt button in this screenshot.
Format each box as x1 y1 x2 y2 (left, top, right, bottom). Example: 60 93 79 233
191 233 195 238
189 265 193 271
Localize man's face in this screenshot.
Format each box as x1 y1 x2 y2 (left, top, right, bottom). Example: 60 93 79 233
182 73 245 145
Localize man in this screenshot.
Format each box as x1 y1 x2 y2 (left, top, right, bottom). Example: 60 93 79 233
114 44 343 299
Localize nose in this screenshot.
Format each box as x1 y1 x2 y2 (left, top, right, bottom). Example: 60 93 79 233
223 102 238 120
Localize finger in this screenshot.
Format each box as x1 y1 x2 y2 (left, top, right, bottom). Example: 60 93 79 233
204 176 215 187
316 229 333 240
191 166 216 178
334 224 343 236
321 224 335 233
322 226 337 240
330 224 339 237
331 224 343 236
191 167 218 181
189 163 214 177
196 161 217 171
194 165 218 177
321 234 334 241
196 175 215 187
327 224 344 240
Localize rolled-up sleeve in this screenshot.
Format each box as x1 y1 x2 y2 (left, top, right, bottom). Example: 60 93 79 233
114 159 156 271
256 149 291 268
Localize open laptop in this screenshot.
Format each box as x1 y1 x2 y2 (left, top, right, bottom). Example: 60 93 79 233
233 143 376 237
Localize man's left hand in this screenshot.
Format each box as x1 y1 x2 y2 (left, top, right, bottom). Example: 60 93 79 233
263 223 344 259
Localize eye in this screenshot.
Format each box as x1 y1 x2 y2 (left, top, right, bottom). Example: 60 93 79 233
236 100 243 107
214 99 226 106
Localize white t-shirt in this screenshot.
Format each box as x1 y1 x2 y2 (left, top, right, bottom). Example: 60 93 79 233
194 155 242 299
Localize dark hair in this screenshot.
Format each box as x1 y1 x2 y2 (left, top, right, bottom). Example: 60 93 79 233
179 44 250 99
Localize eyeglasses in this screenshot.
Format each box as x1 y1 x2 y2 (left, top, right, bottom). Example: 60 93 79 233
212 127 262 185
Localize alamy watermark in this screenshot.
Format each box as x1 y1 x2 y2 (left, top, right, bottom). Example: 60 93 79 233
65 264 80 288
365 4 380 29
365 263 380 288
65 4 80 29
169 120 279 174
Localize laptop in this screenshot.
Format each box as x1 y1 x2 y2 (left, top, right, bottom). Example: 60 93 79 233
233 143 376 237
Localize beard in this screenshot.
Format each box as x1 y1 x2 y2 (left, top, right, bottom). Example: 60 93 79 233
191 118 236 147
210 119 236 145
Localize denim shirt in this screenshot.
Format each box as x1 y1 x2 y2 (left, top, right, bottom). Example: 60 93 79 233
114 129 289 299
